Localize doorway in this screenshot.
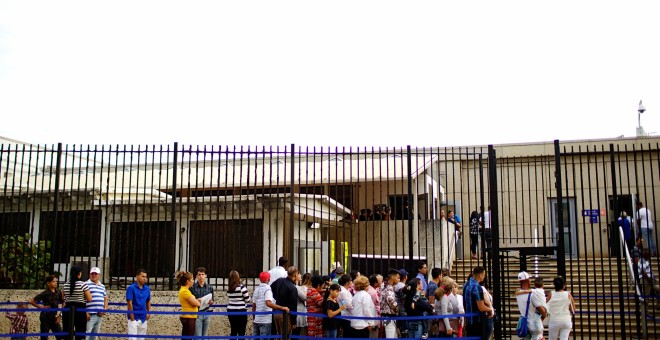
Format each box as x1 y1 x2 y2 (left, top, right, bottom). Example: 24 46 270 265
549 198 577 257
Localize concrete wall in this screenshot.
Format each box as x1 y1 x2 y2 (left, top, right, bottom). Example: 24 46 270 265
0 289 251 339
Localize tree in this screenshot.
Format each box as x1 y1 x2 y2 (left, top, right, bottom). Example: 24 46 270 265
0 233 58 288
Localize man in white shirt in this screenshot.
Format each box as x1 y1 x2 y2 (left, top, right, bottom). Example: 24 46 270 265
85 267 108 340
515 272 547 340
253 272 289 337
268 257 288 285
480 206 493 253
637 201 657 256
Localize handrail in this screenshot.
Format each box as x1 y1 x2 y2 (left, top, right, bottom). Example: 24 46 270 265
619 226 644 301
619 226 647 338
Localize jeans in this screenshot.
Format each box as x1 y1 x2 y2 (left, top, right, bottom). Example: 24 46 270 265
254 322 272 339
85 314 103 340
195 313 211 337
324 328 338 338
406 321 422 338
641 228 657 255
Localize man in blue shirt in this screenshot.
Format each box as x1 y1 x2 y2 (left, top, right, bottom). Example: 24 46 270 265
463 266 493 340
415 261 428 294
126 269 151 340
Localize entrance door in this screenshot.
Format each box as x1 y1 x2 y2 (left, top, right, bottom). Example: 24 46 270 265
549 198 577 257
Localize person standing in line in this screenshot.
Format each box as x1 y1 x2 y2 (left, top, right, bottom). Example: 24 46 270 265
480 206 492 253
618 211 634 253
322 283 347 338
29 275 65 340
176 271 200 340
639 249 660 298
295 273 310 335
5 302 29 340
85 267 108 340
433 281 458 338
427 268 442 304
366 274 382 338
126 269 151 340
337 274 354 338
395 269 409 337
253 271 290 339
463 266 493 340
226 270 251 337
62 265 92 340
637 201 657 256
379 269 400 339
546 276 575 340
306 276 325 337
469 211 481 259
350 276 378 338
402 278 434 339
269 257 288 285
415 262 429 296
448 210 463 260
190 267 213 338
515 272 547 340
271 266 300 336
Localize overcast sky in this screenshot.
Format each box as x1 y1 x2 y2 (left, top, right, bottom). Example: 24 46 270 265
1 1 658 148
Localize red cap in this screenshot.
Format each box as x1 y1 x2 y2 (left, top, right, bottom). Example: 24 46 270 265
259 272 270 282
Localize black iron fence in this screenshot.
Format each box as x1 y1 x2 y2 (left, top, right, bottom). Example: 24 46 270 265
1 139 659 339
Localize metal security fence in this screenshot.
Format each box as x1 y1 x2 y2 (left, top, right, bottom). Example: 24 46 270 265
0 143 490 290
2 139 660 339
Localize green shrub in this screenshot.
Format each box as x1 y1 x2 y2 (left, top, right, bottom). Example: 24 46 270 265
0 233 59 288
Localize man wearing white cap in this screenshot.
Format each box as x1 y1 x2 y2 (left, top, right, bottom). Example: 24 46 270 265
515 272 547 340
85 267 108 340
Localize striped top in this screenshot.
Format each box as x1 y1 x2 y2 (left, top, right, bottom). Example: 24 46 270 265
85 279 107 311
226 284 251 310
63 281 90 304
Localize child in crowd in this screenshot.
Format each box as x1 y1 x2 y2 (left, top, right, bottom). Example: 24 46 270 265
5 302 29 340
322 283 347 338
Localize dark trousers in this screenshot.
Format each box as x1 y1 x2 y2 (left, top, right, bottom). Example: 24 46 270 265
340 319 353 338
470 234 479 254
180 317 196 340
351 327 370 338
228 313 248 336
466 317 490 340
62 303 86 340
40 314 64 340
482 229 492 252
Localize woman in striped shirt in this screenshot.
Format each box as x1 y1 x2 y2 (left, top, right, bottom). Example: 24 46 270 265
226 270 251 337
62 265 92 340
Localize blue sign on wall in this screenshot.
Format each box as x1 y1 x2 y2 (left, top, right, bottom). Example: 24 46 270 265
582 209 599 217
590 216 599 223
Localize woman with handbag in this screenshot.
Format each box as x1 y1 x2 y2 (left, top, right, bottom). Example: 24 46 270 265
433 281 459 337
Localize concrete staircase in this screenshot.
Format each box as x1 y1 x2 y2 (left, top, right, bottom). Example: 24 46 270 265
451 256 660 339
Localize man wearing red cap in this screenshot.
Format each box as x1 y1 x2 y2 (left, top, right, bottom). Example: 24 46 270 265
253 271 290 338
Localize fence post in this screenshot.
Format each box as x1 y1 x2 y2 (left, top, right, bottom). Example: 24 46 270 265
554 140 566 278
609 144 627 340
68 305 75 339
170 142 178 291
406 145 414 264
288 144 295 264
283 310 290 340
487 145 501 340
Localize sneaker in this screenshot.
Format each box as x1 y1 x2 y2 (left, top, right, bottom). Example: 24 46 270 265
421 332 428 339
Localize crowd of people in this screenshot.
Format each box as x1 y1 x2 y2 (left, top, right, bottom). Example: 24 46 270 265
8 253 648 340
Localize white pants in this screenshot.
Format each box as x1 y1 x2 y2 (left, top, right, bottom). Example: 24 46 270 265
548 320 571 340
384 320 397 338
127 319 148 340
